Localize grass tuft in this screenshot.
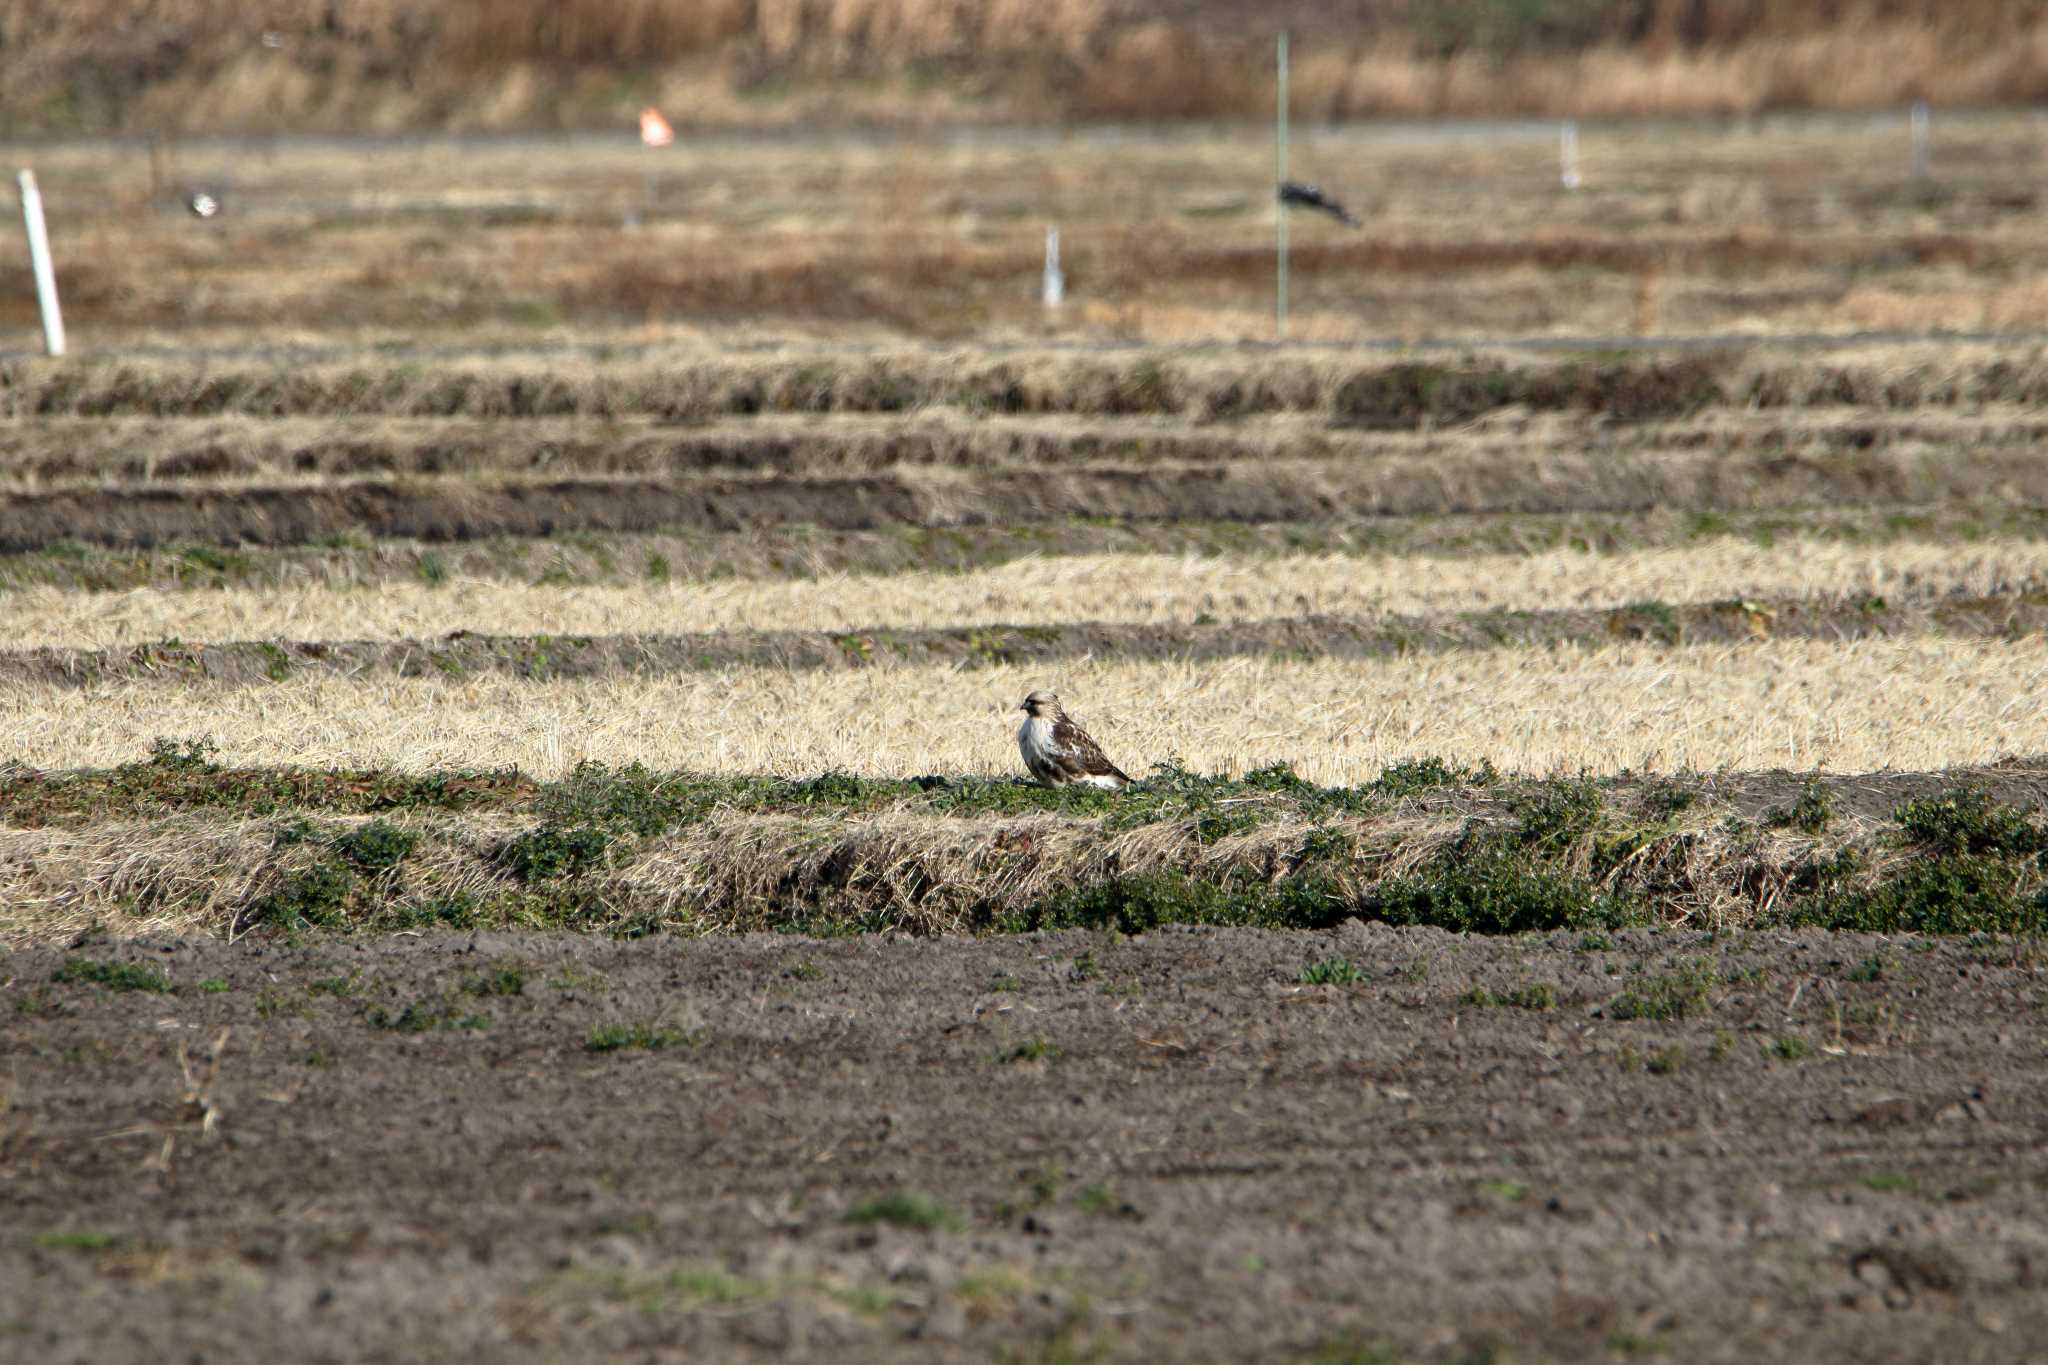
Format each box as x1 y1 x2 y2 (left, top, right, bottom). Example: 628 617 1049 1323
1607 960 1719 1021
585 1022 694 1053
842 1190 962 1233
52 958 172 992
1765 779 1835 835
1461 981 1558 1011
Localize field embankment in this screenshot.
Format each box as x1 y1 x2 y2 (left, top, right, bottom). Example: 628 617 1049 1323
2 748 2044 946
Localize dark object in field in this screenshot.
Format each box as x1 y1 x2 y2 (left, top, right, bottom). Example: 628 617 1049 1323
1277 181 1360 227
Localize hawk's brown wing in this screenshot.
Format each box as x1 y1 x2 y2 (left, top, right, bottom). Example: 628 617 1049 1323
1048 714 1130 785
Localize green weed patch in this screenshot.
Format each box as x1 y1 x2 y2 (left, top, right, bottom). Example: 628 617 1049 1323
1779 785 2048 934
51 958 172 993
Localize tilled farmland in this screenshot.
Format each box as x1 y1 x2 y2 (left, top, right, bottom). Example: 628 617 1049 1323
4 334 2047 1362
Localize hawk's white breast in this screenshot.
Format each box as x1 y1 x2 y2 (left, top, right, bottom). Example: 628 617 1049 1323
1019 714 1058 765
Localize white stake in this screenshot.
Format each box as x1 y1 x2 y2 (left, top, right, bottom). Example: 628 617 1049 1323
16 171 65 357
1041 227 1064 308
1910 100 1931 179
1560 120 1583 190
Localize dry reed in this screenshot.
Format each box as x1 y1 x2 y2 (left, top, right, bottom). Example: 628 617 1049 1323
7 1 2046 131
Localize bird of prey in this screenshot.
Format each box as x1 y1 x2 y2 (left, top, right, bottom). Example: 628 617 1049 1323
1017 690 1131 789
1277 180 1360 227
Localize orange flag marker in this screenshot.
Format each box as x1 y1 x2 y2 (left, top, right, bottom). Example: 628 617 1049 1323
639 107 674 148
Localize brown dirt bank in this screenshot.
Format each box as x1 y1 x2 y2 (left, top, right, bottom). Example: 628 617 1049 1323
4 926 2045 1362
8 448 2046 553
6 592 2043 690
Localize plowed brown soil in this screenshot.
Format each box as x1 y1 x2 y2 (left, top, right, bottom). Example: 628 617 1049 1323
9 444 2048 553
5 925 2044 1362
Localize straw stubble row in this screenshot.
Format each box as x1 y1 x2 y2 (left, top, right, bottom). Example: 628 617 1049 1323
5 538 2043 651
2 638 2040 781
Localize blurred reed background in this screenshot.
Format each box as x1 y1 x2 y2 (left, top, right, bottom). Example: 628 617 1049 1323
4 0 2045 134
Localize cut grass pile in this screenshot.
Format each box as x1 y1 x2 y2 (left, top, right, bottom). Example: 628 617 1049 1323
3 753 2041 945
14 348 2048 423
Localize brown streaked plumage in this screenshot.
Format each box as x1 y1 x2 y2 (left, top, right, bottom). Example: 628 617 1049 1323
1016 689 1130 789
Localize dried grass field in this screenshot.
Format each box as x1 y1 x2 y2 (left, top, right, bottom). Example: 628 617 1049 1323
5 122 2048 1364
11 111 2048 349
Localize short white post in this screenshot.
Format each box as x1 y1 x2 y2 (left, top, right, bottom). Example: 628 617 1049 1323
1041 227 1064 308
1910 99 1931 179
16 170 65 357
1560 120 1583 190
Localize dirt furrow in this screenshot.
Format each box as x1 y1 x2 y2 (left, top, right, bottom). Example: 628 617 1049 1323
0 591 2042 690
3 926 2043 1362
7 446 2047 553
11 408 2048 486
5 506 2044 596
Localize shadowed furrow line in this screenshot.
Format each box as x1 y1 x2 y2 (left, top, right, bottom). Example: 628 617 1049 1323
13 409 2048 487
8 451 2048 554
3 593 2043 690
7 506 2047 595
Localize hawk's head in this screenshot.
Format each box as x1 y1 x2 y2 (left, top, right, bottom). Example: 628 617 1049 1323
1019 690 1061 718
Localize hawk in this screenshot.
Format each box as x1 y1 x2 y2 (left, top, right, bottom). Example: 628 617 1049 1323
1017 690 1131 789
1277 180 1360 227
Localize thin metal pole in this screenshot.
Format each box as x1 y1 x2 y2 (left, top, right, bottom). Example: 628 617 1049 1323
1910 100 1930 180
1276 30 1289 340
16 171 64 357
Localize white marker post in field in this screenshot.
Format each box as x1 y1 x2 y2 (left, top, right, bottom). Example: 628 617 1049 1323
1275 29 1289 340
16 171 65 356
1560 120 1583 190
1042 228 1064 308
1910 99 1931 180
